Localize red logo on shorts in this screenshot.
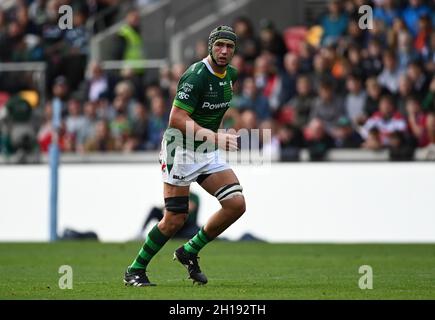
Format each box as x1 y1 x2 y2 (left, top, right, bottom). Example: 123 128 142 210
161 163 166 172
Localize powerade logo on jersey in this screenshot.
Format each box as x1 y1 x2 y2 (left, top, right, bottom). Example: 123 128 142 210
201 101 231 110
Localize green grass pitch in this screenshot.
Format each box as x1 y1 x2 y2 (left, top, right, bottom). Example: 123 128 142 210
1 241 435 299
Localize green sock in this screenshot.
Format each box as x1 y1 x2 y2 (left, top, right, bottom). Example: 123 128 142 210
129 224 169 270
183 227 213 255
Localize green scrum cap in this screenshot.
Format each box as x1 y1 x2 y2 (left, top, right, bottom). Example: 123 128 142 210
208 25 237 58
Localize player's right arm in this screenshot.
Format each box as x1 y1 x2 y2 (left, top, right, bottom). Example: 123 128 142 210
169 106 238 151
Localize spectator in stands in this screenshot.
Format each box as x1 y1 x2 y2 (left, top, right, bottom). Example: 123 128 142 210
396 74 415 116
42 0 67 84
387 17 409 50
297 41 314 74
3 20 26 62
118 67 143 101
388 130 415 161
310 79 346 133
304 118 335 161
65 98 86 151
345 19 368 49
0 9 6 36
112 80 137 122
112 8 144 75
422 30 435 73
401 0 432 37
276 123 305 161
28 0 49 28
342 0 358 17
258 119 279 157
396 31 419 71
171 63 187 83
320 0 348 46
124 102 148 151
279 52 300 105
238 77 270 121
146 95 168 150
364 76 383 119
239 110 260 150
158 65 172 98
361 127 383 150
231 53 247 80
345 44 366 82
76 101 98 153
332 116 363 149
377 50 402 94
37 101 54 153
192 39 208 64
50 75 70 117
16 4 40 36
258 19 287 62
367 13 388 45
95 93 116 121
110 106 131 151
373 0 400 28
406 61 429 97
84 120 116 152
344 73 367 127
233 16 260 63
415 15 433 59
2 95 36 160
253 53 282 112
423 112 435 147
422 76 435 112
83 61 110 102
309 53 334 92
144 82 163 106
362 39 384 77
287 75 315 128
63 9 90 91
320 44 340 78
405 96 427 147
361 94 407 146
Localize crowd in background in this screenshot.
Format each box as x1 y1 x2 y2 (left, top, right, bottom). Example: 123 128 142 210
1 0 435 161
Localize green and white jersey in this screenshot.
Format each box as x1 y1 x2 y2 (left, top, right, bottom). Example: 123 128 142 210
164 58 237 150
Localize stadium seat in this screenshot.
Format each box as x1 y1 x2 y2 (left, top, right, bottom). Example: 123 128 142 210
283 26 308 55
0 92 10 110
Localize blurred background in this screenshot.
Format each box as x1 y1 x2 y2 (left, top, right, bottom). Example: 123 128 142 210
0 0 435 242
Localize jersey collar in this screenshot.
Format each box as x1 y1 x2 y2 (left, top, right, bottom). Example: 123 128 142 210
202 58 226 79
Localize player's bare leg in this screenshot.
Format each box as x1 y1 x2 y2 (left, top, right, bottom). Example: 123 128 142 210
199 169 246 238
124 183 189 287
174 169 245 284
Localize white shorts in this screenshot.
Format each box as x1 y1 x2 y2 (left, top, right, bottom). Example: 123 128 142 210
159 139 231 186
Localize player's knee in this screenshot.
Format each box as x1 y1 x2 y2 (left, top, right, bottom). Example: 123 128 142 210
223 195 246 217
233 196 246 216
160 213 188 234
215 183 245 215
